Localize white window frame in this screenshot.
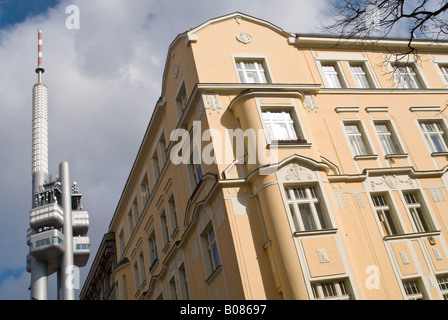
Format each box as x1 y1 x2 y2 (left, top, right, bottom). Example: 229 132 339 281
138 252 146 284
233 55 272 84
285 185 331 232
402 191 435 233
261 109 300 142
160 209 170 247
391 62 428 89
374 120 404 155
167 193 179 234
419 120 448 153
432 56 448 87
402 278 425 300
439 64 448 85
133 261 140 292
320 62 346 88
437 274 448 300
151 149 161 182
371 193 402 236
121 275 127 300
178 263 190 299
187 145 203 192
257 100 308 146
118 228 126 257
311 279 351 300
148 231 158 271
175 79 188 118
343 121 374 156
169 276 178 300
350 63 371 88
140 172 151 209
201 223 221 277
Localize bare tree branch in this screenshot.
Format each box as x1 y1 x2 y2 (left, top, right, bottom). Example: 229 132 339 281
324 0 448 57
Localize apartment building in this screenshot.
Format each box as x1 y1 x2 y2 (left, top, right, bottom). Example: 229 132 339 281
80 12 448 300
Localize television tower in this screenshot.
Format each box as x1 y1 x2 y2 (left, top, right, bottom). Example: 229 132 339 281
26 30 90 300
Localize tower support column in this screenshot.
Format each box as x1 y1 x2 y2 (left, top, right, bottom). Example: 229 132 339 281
60 161 75 300
30 258 48 300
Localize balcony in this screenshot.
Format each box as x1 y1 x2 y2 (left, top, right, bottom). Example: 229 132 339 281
29 229 65 274
29 203 64 230
73 236 90 267
72 210 89 236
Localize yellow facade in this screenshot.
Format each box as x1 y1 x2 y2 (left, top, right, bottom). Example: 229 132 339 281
82 13 448 300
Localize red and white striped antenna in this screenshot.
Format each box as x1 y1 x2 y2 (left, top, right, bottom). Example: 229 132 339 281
35 29 45 81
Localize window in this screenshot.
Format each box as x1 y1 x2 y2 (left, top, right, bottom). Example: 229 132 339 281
160 210 170 247
138 252 146 283
152 151 161 182
188 147 203 191
159 132 167 165
75 243 90 250
133 262 140 291
179 264 190 299
419 121 448 153
285 186 329 231
403 279 424 300
394 64 421 89
312 279 351 300
437 275 448 300
236 60 268 83
262 110 301 142
322 63 343 88
350 64 371 88
140 174 151 209
202 224 221 276
403 192 434 233
372 194 401 236
127 198 138 235
168 194 179 233
148 232 158 271
121 275 127 300
127 210 134 234
439 65 448 83
175 82 188 117
344 123 371 156
132 199 139 225
375 122 402 155
52 236 63 244
169 277 178 300
118 229 125 256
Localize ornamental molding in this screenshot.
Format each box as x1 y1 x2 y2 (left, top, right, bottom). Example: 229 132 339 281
236 32 253 44
366 175 417 191
303 94 319 112
198 93 222 117
278 163 317 183
173 64 179 78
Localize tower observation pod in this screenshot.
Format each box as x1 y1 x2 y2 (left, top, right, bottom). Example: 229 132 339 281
27 30 90 300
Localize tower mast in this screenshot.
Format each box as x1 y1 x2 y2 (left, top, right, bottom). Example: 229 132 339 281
29 29 49 300
27 29 90 300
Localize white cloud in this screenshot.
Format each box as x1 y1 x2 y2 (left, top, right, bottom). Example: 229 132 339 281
0 0 330 299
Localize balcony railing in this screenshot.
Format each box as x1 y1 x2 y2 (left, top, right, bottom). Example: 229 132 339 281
73 236 90 267
29 229 65 262
72 210 89 236
30 203 64 230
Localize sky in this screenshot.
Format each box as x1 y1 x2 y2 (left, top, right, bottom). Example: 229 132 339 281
0 0 437 300
0 0 335 300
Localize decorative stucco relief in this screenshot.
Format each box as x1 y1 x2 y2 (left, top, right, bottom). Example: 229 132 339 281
277 163 317 183
366 175 417 191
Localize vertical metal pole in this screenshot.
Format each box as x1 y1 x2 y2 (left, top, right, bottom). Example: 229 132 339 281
60 161 75 300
